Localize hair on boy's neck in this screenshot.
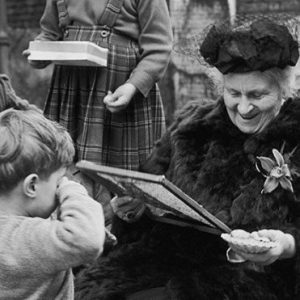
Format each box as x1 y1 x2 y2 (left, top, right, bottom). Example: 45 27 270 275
0 167 64 219
0 181 30 217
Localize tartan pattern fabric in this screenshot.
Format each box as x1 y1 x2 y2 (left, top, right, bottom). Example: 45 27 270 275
44 25 166 170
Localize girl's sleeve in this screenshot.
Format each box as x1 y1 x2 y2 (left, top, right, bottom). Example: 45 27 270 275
3 181 105 275
35 0 63 41
127 0 173 97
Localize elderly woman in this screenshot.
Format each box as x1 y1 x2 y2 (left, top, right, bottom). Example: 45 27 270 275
75 20 300 300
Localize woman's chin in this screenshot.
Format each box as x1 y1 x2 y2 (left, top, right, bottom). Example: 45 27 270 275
235 121 259 134
234 116 264 134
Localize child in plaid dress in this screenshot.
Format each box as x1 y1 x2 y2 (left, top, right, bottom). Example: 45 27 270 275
25 0 173 172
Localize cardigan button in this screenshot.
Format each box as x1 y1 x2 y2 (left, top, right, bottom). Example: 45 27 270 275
100 30 110 38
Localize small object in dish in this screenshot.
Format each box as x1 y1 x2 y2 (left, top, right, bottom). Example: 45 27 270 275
221 233 278 254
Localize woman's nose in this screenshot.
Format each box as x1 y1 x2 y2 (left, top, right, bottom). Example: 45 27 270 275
237 97 253 115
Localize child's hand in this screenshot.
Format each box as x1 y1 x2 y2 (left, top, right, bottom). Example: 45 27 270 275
110 195 145 223
103 83 137 113
56 177 89 203
22 49 51 69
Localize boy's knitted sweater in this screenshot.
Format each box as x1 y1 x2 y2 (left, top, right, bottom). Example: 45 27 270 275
0 180 105 299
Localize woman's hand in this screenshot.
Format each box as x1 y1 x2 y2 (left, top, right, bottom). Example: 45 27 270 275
103 83 137 113
110 195 145 223
22 49 51 69
228 229 296 265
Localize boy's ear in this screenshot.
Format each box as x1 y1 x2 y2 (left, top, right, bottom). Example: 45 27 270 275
23 174 39 198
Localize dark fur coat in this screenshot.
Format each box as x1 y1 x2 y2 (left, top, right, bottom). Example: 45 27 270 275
75 98 300 300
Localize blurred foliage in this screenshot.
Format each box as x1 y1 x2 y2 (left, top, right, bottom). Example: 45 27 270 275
7 28 52 108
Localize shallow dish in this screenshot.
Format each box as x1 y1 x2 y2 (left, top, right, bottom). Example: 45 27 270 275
221 233 277 254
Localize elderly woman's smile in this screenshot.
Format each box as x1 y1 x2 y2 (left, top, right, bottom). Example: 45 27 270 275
223 71 282 134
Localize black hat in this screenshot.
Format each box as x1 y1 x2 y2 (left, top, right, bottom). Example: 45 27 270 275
200 19 299 74
173 15 300 74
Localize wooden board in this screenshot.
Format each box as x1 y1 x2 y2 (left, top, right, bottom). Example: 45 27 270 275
76 160 232 234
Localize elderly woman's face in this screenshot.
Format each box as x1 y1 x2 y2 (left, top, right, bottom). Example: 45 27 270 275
223 71 282 134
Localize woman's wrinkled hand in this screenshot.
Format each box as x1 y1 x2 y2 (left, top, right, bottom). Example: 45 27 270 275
110 195 146 223
228 229 296 265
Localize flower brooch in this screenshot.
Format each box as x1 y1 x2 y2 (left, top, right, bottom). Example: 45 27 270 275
256 149 294 194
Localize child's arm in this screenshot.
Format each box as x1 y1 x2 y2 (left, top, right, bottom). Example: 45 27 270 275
103 84 137 113
23 0 62 68
104 0 173 113
36 0 63 42
2 178 105 275
128 0 173 97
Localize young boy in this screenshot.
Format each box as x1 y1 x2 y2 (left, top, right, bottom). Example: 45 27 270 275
0 107 105 299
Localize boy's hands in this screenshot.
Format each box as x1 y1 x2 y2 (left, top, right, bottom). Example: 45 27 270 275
110 195 146 223
56 177 89 203
103 83 137 113
22 49 51 69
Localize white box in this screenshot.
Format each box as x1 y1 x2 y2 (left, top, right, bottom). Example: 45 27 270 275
28 41 108 67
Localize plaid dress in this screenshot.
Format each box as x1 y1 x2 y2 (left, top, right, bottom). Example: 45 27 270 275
44 0 166 170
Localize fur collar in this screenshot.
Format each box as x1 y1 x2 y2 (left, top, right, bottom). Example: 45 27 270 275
173 97 300 157
167 98 300 228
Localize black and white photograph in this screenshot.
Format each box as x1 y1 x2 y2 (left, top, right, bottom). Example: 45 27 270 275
1 0 300 299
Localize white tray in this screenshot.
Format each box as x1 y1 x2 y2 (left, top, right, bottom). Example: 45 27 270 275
28 41 108 67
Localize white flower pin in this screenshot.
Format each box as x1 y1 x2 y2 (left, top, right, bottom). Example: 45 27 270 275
256 149 293 194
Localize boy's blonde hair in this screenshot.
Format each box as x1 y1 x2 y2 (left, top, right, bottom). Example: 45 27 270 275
0 108 75 193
